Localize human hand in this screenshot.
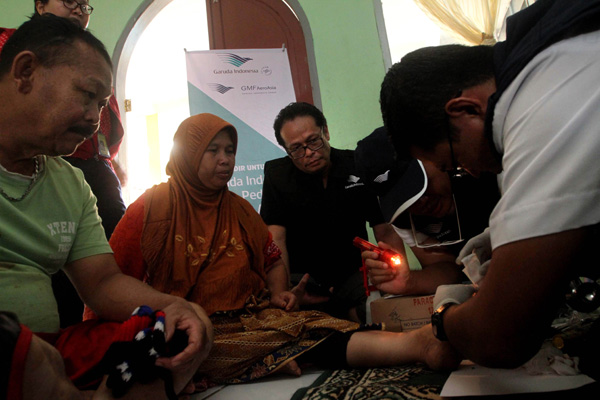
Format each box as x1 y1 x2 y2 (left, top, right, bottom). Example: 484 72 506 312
290 273 332 306
433 284 477 310
270 290 298 311
363 241 411 294
102 305 211 398
456 228 492 266
155 300 212 371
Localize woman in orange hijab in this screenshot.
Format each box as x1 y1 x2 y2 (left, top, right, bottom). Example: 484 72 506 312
104 113 459 386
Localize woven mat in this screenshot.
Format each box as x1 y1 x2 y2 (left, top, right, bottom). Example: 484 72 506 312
292 364 450 400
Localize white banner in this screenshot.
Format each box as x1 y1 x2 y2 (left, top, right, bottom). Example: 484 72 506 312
186 49 296 211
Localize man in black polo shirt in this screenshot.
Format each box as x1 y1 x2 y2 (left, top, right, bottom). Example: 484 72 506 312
355 126 499 295
260 102 403 323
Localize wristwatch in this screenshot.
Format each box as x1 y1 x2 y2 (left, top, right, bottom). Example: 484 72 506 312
431 302 456 341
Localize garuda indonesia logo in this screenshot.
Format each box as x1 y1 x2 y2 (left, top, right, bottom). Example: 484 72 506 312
208 83 234 94
218 53 253 67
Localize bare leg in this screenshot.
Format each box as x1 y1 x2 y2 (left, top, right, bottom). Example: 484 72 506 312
346 324 462 371
22 335 87 400
275 359 302 376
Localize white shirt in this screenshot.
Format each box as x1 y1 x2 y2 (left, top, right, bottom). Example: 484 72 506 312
490 30 600 249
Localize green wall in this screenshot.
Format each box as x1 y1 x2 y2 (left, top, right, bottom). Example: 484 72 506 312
0 1 141 54
299 0 387 148
1 1 30 28
0 0 386 149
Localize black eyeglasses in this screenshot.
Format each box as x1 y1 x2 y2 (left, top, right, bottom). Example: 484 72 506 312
63 0 94 15
287 131 325 159
446 89 469 179
446 131 469 179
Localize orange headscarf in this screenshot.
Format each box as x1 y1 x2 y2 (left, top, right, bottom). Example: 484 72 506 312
140 114 268 314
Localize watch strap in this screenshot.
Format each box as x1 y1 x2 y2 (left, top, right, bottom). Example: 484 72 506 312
431 302 456 341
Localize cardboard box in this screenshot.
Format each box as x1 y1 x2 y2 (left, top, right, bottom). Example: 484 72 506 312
370 294 435 332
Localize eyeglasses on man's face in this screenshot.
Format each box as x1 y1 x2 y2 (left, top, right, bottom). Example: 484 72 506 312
446 88 469 179
446 132 470 179
62 0 94 15
287 131 325 159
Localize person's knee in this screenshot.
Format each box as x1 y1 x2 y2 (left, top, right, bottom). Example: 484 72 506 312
23 335 84 399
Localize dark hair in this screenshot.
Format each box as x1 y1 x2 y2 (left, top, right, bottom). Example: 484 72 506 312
380 45 494 157
0 14 111 77
273 102 328 148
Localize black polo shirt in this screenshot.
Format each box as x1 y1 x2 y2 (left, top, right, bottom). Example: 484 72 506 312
260 148 384 288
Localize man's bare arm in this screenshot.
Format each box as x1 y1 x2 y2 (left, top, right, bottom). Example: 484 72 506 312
64 254 211 368
370 224 462 294
409 245 463 292
267 224 290 282
443 227 589 367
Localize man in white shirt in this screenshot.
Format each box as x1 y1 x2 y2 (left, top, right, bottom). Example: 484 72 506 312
379 0 600 370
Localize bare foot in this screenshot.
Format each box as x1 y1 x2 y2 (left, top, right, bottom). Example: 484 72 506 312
416 324 462 371
177 380 196 400
276 360 302 376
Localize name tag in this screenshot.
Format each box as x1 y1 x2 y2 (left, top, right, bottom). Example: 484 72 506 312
97 133 111 158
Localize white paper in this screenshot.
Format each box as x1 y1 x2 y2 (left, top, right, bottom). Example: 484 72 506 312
441 361 595 397
461 253 483 285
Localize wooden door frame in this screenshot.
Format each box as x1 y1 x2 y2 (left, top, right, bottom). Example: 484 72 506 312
373 0 393 70
112 0 325 112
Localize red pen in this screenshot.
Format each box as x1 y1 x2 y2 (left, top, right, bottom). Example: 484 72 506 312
353 237 402 296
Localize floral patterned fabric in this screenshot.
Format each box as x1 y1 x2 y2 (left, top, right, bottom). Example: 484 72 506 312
292 364 449 400
196 295 357 384
101 114 359 384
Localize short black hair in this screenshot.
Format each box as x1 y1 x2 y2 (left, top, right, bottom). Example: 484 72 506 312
0 14 111 77
273 102 327 148
380 45 494 157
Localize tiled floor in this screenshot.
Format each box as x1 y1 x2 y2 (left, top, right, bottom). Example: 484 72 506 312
191 368 324 400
